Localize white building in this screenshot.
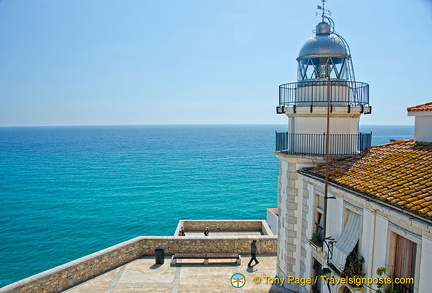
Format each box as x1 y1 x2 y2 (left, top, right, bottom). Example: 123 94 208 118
272 5 432 293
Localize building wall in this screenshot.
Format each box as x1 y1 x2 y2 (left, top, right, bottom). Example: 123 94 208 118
414 115 432 142
266 208 279 235
302 183 315 293
294 174 432 293
275 154 324 292
371 215 389 278
419 236 432 292
277 158 298 290
360 209 372 277
277 158 289 279
289 116 361 155
327 196 344 239
293 117 359 135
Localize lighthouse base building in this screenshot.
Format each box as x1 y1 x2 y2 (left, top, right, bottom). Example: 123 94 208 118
275 103 432 293
272 4 432 293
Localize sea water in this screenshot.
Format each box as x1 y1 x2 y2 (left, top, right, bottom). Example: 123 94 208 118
0 125 413 287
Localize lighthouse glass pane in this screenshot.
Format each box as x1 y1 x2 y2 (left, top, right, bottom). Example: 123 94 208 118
310 57 336 78
298 59 316 80
333 59 348 79
298 63 307 80
330 57 344 65
298 57 349 80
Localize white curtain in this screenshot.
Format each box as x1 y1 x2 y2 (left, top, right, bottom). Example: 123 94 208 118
330 212 361 272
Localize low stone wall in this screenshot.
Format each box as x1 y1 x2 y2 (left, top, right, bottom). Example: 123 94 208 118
176 220 273 235
0 235 277 293
140 235 277 255
0 237 145 293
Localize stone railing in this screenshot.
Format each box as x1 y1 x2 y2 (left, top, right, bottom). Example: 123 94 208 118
175 220 273 235
0 237 144 293
1 221 277 293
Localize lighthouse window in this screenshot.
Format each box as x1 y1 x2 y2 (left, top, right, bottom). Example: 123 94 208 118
298 57 349 80
298 59 317 80
332 59 348 79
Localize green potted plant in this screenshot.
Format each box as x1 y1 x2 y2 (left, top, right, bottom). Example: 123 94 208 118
309 232 323 250
376 267 399 293
341 250 365 288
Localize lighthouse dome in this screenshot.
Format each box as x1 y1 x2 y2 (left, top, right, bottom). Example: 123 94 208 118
297 22 348 60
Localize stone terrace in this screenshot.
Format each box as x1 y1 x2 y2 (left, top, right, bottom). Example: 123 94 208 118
0 220 279 293
63 254 294 293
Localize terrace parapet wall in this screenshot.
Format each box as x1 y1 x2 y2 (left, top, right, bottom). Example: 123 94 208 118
1 221 277 293
176 220 273 235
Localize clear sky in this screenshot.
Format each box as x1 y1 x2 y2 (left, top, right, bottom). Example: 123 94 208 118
0 0 431 126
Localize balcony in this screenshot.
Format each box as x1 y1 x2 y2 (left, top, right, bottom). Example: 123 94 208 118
275 132 371 156
278 80 369 108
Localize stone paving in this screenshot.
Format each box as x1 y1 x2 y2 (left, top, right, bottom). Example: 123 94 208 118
63 254 294 293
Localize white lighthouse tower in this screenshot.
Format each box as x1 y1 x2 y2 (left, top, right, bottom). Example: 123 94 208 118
274 2 372 291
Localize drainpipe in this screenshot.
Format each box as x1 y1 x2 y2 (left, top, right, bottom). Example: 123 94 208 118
323 77 331 249
367 209 377 293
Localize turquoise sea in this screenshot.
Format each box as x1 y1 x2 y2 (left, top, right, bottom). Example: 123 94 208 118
0 125 413 287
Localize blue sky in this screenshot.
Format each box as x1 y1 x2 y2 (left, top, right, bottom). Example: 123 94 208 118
0 0 431 126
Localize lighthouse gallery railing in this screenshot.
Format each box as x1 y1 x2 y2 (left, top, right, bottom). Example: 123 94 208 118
275 132 372 156
279 80 369 107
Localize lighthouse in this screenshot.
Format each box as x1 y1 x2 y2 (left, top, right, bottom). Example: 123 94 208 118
274 3 372 292
276 6 371 155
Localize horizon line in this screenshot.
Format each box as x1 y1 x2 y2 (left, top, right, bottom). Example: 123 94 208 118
0 123 415 128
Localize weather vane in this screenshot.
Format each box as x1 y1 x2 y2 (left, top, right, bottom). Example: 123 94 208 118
316 0 332 21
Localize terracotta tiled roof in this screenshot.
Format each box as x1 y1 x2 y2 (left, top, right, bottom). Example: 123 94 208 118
407 102 432 112
301 140 432 220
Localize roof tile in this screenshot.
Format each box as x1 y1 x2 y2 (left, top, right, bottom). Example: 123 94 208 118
302 140 432 220
407 102 432 112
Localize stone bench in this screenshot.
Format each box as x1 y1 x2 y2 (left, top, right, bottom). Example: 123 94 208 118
171 253 241 265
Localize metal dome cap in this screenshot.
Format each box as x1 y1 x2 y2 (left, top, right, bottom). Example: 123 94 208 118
297 21 349 61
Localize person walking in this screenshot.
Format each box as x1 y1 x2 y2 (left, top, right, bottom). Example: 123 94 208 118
204 227 209 236
247 240 259 267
